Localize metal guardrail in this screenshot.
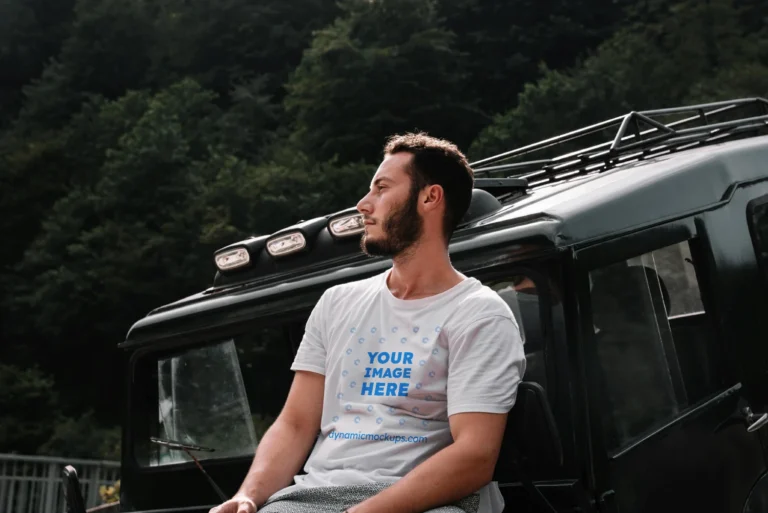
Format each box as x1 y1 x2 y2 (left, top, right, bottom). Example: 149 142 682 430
0 453 120 513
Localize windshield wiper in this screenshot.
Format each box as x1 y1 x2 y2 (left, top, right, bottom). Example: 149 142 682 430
150 437 216 453
150 437 228 501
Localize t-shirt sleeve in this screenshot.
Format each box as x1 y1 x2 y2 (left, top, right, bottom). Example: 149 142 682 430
290 290 331 375
446 314 526 417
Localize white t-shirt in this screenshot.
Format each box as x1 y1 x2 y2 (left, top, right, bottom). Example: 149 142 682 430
279 269 526 513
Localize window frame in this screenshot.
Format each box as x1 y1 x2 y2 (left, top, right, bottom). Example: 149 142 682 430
574 217 730 458
747 193 768 285
127 312 306 473
466 258 579 474
470 265 561 407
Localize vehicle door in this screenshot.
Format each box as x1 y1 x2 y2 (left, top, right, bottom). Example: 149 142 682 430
727 185 768 434
574 217 767 513
470 260 595 513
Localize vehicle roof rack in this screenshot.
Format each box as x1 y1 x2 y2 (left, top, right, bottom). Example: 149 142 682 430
470 97 768 188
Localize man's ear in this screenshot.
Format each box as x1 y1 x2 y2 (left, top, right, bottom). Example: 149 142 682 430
422 184 444 211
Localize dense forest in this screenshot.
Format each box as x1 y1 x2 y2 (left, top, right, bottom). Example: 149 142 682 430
0 0 766 459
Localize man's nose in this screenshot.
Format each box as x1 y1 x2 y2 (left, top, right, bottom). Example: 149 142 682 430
357 192 372 215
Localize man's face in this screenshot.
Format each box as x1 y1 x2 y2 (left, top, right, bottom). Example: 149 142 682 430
356 152 423 257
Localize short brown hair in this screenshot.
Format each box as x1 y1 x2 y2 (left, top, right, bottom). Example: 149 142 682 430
384 132 474 241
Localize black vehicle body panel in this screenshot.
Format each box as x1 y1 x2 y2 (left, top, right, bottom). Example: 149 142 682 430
575 183 768 512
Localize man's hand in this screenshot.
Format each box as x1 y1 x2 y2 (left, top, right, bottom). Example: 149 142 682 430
209 494 258 513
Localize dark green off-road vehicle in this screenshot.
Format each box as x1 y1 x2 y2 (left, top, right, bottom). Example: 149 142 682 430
64 98 768 513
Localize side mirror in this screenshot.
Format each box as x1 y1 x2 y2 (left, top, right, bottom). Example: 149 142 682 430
62 465 87 513
495 381 564 483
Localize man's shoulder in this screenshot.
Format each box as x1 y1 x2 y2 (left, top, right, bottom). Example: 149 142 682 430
452 279 516 325
321 271 385 301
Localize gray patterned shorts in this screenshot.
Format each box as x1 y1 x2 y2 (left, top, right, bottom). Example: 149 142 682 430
259 484 479 513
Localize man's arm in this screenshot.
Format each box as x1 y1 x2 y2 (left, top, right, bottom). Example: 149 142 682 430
347 411 508 513
211 370 324 513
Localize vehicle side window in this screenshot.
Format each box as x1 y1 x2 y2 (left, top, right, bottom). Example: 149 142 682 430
747 194 768 284
589 240 723 450
486 274 551 392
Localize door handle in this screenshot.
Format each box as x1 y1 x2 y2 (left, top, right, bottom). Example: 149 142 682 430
744 407 768 433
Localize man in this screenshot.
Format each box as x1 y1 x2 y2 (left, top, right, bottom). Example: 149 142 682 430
211 133 526 513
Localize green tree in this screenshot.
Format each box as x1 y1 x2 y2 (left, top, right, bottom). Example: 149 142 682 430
0 91 153 291
7 79 235 417
285 0 484 164
689 62 768 103
14 0 339 132
469 0 768 161
6 78 371 421
148 0 339 101
0 365 61 454
0 0 76 124
17 0 156 131
436 0 623 116
38 411 121 460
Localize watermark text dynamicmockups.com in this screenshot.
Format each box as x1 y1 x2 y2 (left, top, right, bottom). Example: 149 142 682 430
328 431 427 444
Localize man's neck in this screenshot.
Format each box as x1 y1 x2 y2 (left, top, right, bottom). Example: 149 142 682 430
387 240 464 300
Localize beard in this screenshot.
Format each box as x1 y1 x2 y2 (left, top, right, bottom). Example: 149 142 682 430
361 186 423 258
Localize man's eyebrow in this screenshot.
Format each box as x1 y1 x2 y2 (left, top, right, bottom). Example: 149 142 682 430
373 177 394 186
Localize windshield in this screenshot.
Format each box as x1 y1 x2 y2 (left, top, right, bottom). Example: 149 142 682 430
133 273 554 467
136 324 298 467
153 340 257 465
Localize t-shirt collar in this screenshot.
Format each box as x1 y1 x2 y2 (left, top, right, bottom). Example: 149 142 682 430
381 268 473 309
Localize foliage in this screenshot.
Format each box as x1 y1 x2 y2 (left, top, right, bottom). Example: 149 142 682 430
0 91 153 275
100 480 121 504
4 77 372 424
7 79 247 417
435 0 623 116
469 0 768 160
285 0 485 164
0 0 76 124
0 365 60 454
146 0 340 100
38 411 122 460
17 0 156 131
